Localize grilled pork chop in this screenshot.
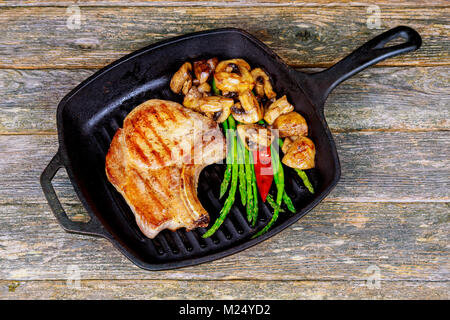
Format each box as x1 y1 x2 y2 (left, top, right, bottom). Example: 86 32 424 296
105 99 225 238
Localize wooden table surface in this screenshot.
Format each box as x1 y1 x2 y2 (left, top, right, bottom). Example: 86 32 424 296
1 1 448 300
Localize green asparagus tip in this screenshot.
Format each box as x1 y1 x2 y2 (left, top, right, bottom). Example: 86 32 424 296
211 78 221 96
295 169 315 194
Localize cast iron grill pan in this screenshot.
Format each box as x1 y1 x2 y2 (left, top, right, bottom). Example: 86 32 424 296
41 27 421 270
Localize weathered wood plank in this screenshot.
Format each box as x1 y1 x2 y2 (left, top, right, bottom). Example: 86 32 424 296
1 279 448 300
0 201 448 281
1 1 448 7
324 66 450 132
0 6 447 68
0 67 448 133
0 69 95 134
0 133 448 204
327 131 449 202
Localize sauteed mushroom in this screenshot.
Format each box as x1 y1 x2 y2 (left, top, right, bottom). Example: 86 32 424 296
198 96 233 123
213 106 232 123
282 136 315 170
237 123 274 151
181 79 192 95
263 95 294 125
272 111 308 138
231 102 262 124
251 68 276 99
170 62 193 94
222 91 239 101
239 90 258 111
198 96 234 112
214 72 254 93
231 90 263 123
193 58 218 84
183 86 203 111
197 82 211 95
216 58 251 72
214 59 254 93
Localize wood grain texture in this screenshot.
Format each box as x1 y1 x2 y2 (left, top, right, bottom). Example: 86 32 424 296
0 201 448 281
1 1 448 7
0 67 448 134
1 0 448 300
0 6 447 69
1 280 448 300
0 133 448 204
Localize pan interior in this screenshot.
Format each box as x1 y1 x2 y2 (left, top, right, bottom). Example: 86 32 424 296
58 30 338 268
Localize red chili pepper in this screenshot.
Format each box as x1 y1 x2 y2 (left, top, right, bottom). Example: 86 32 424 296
252 146 273 202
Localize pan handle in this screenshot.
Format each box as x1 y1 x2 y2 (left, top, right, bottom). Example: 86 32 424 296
40 151 110 238
301 26 422 108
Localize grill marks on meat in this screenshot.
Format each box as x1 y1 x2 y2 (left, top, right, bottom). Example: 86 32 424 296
105 99 225 238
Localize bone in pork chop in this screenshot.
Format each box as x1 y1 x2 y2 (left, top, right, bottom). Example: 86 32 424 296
105 99 225 238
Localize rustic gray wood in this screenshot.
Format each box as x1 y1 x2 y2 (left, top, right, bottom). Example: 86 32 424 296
1 1 448 7
1 280 448 300
0 0 448 300
1 133 448 204
0 201 448 282
0 67 448 134
0 6 448 69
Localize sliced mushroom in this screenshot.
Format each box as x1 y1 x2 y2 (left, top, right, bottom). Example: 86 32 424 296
183 86 203 111
237 124 274 151
207 57 219 70
214 59 254 93
253 78 264 98
198 96 233 123
263 95 294 125
230 90 263 124
251 68 276 99
232 102 256 124
198 96 234 112
282 136 315 170
238 90 258 112
216 59 251 73
193 57 218 84
170 62 192 94
272 111 308 138
198 82 211 95
222 91 239 101
181 78 192 95
214 71 254 93
214 106 231 123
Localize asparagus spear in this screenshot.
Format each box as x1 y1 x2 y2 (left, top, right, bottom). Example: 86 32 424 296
282 192 296 213
203 117 238 238
237 136 247 206
211 78 221 96
244 147 254 223
219 118 232 198
266 194 285 213
250 154 259 227
267 193 294 213
295 169 314 194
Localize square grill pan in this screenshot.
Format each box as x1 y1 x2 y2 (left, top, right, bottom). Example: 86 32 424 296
40 27 421 270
